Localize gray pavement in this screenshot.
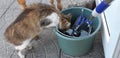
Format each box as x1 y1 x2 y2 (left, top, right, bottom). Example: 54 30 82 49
0 0 104 58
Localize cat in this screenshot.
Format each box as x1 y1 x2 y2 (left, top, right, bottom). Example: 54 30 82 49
4 3 71 58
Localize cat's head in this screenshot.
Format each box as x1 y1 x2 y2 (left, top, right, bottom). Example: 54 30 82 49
59 13 72 30
29 3 61 29
40 12 71 30
30 3 71 30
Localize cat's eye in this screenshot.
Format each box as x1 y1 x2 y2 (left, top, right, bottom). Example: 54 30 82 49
40 19 51 26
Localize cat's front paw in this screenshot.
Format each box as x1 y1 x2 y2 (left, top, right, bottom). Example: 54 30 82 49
27 46 33 50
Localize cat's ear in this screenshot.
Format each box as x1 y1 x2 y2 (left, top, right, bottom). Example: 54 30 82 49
62 13 72 18
17 0 27 10
66 13 72 19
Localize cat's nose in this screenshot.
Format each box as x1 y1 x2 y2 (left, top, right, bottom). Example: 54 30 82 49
40 19 51 26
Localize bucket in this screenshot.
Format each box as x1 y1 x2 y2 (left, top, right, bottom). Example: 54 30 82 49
53 7 101 56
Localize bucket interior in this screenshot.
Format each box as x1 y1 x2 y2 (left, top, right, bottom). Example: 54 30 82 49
55 7 101 38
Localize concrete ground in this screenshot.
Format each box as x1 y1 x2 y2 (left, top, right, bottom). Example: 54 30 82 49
0 0 104 58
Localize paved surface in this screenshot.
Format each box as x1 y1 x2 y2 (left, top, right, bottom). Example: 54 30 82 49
0 0 104 58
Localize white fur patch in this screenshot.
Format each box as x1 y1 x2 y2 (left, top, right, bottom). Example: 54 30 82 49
46 12 60 28
18 51 25 58
67 23 71 27
15 38 32 50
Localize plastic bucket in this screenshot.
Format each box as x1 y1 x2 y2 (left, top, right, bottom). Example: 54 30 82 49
53 7 101 56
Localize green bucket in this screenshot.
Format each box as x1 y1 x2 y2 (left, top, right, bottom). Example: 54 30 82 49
53 7 101 56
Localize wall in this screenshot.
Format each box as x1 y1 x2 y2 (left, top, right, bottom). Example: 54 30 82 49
96 0 120 58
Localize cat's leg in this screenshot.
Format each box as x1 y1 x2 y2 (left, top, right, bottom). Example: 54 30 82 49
17 50 25 58
15 39 32 58
17 0 26 10
26 35 39 50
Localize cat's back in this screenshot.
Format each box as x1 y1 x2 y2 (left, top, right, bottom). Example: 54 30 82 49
4 9 38 45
